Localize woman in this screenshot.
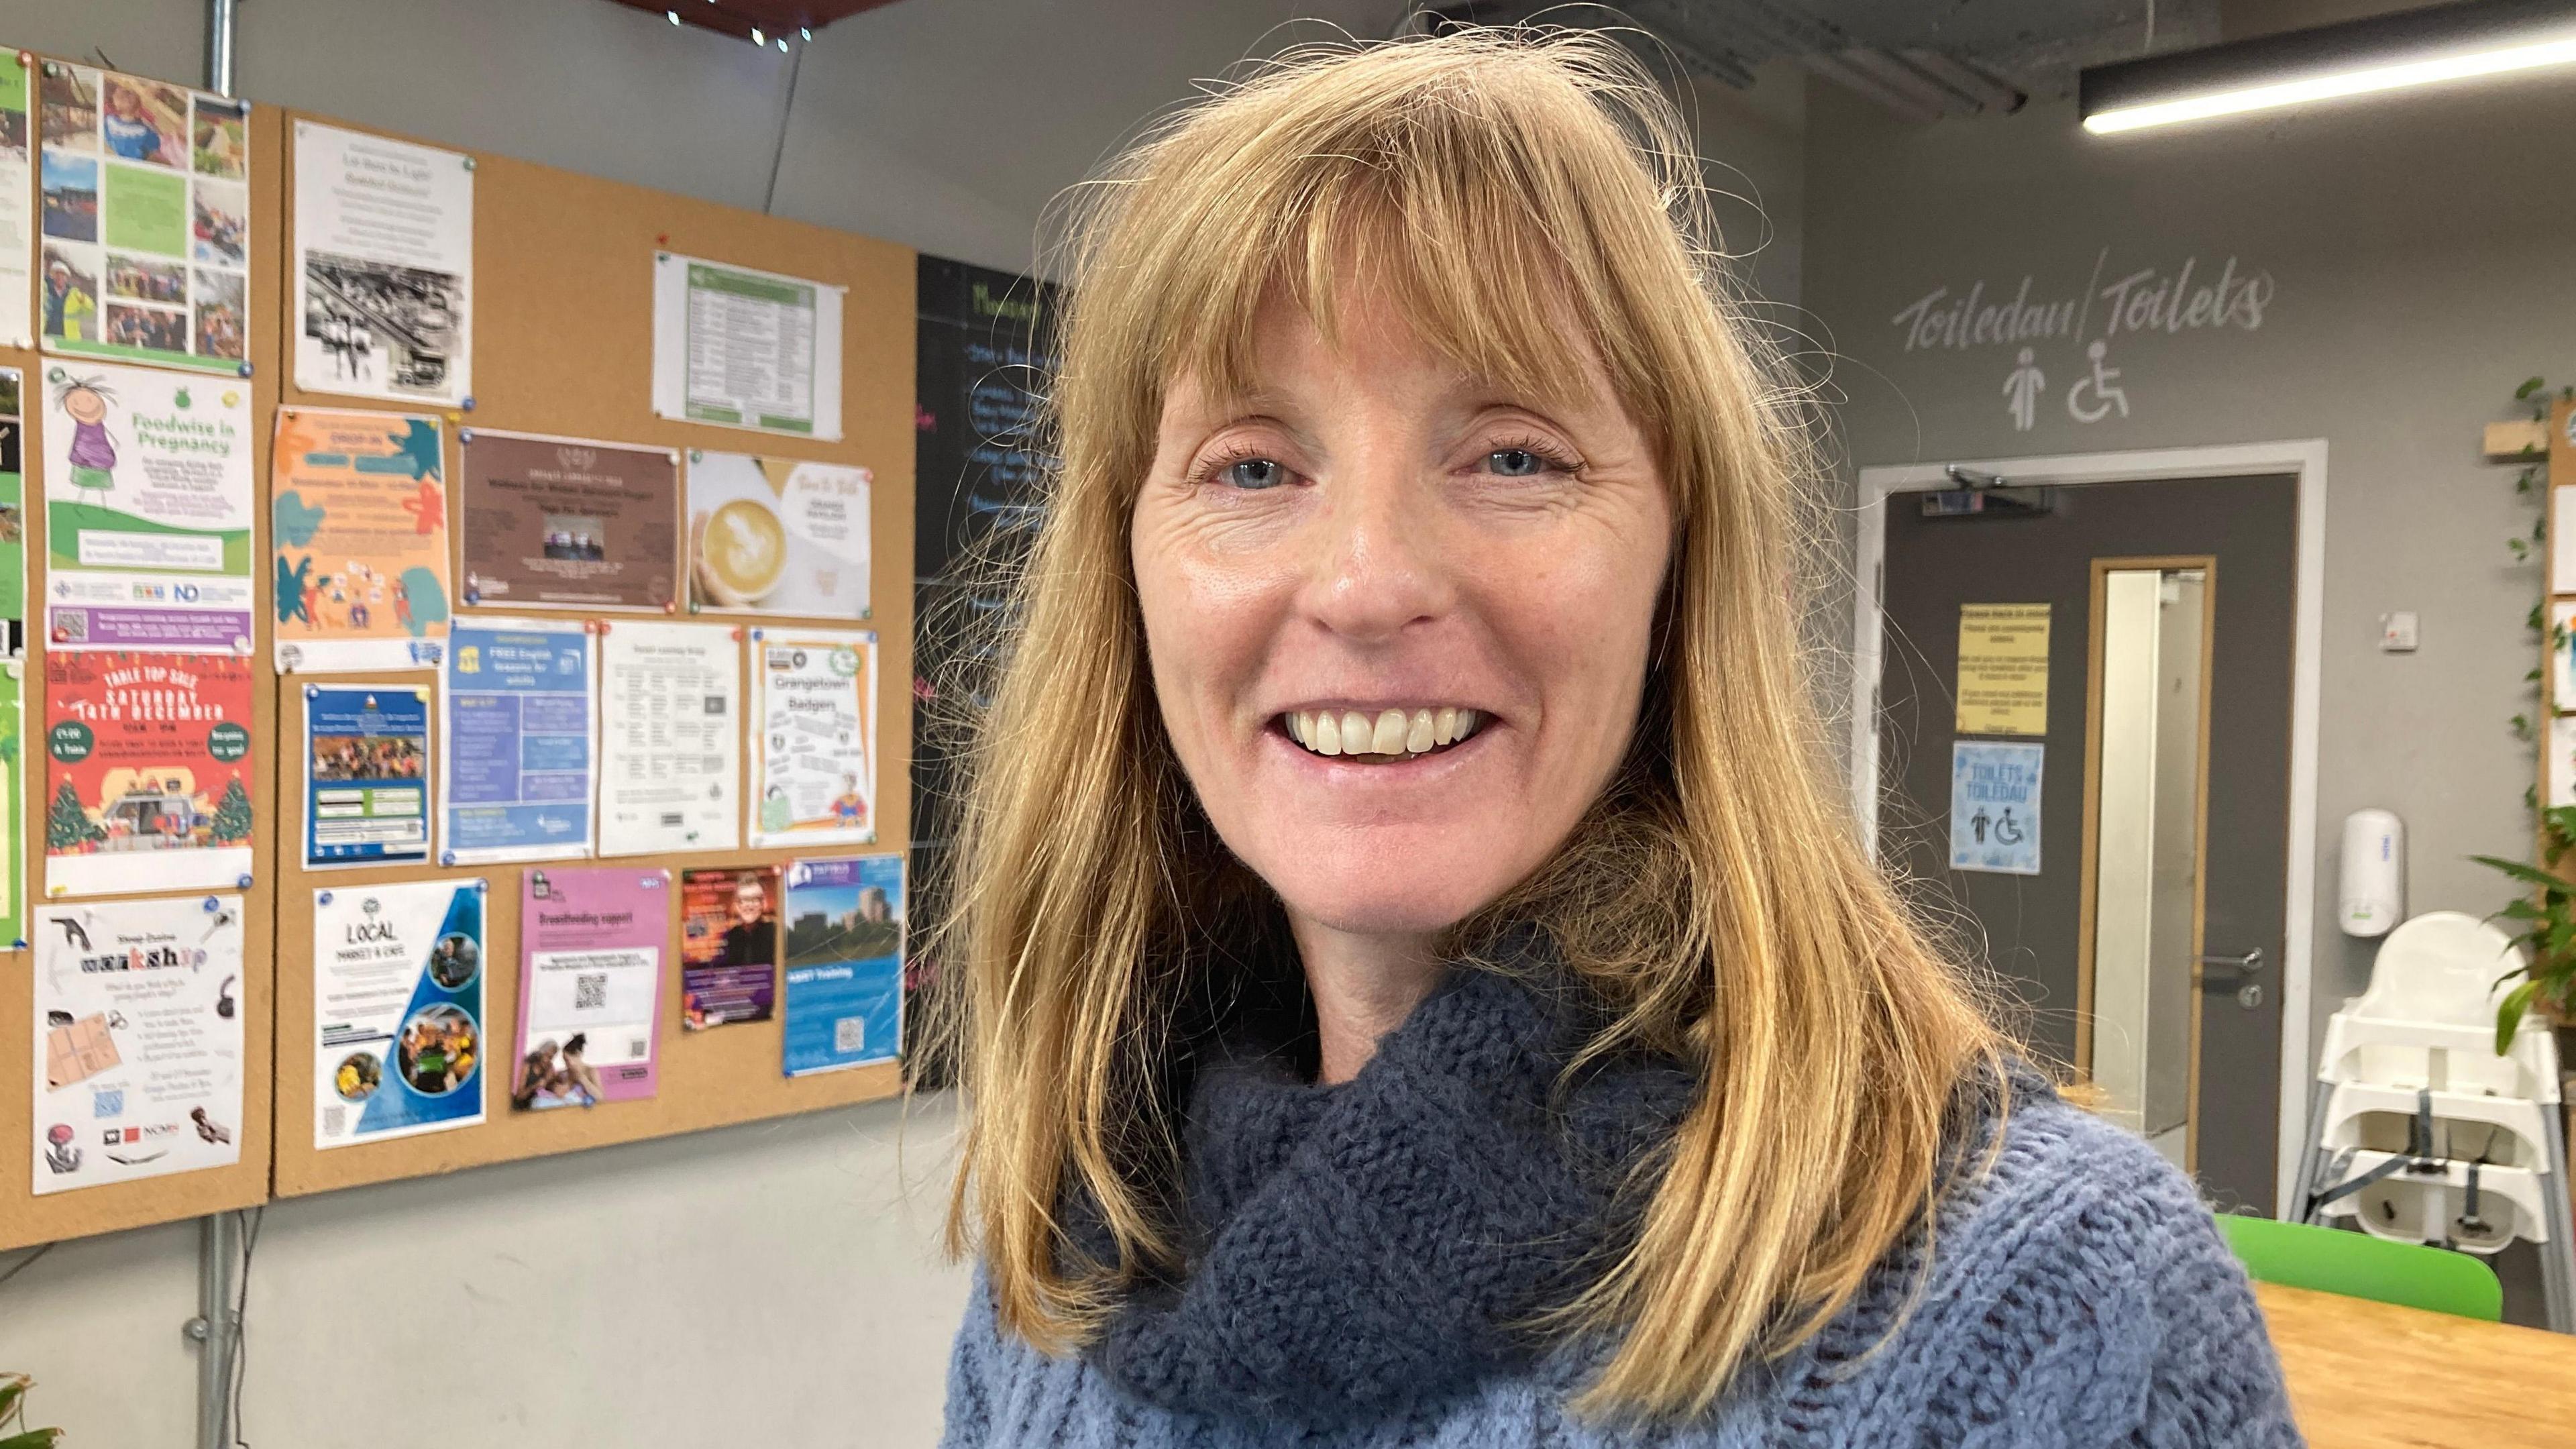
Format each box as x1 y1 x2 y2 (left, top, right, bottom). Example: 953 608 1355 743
936 30 2298 1447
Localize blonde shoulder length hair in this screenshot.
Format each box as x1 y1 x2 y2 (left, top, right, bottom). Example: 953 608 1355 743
936 25 2008 1425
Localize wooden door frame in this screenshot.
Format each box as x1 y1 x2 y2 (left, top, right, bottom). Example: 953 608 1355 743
2073 557 2216 1170
1851 441 2326 1218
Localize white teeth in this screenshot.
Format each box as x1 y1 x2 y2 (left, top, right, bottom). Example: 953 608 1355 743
1281 706 1486 761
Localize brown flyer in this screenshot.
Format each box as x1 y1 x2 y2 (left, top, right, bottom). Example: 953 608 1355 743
457 429 680 611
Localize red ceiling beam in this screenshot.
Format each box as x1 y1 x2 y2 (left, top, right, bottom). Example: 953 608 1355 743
601 0 910 44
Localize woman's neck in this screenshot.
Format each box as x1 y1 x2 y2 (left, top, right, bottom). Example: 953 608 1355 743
1288 916 1446 1084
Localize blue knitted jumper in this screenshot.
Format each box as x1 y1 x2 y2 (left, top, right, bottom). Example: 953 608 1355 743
941 965 2305 1448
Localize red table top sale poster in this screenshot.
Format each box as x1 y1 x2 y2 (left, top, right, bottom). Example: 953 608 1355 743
44 651 256 896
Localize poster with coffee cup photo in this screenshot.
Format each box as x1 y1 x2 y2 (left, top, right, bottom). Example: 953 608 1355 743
686 450 870 620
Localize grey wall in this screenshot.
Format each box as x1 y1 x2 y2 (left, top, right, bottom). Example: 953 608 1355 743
1801 62 2576 1104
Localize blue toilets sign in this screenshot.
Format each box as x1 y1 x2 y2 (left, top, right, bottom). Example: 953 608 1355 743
1949 741 2043 875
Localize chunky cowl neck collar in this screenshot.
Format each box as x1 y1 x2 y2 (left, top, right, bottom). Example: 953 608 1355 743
1082 955 1698 1427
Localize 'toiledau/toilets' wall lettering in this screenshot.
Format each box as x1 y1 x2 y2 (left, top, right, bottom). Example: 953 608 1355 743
1887 249 2280 433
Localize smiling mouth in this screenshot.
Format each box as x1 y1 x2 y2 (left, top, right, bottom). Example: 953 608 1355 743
1281 706 1485 761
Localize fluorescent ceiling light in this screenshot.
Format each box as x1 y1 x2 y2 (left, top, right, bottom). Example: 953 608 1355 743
2082 0 2576 135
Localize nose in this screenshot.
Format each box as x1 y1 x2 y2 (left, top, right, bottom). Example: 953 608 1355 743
1303 447 1453 644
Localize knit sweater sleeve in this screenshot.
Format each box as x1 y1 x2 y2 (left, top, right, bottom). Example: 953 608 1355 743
1918 1099 2306 1448
938 1272 1001 1448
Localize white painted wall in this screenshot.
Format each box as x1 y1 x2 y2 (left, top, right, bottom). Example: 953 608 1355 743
0 3 1809 1444
0 1093 961 1446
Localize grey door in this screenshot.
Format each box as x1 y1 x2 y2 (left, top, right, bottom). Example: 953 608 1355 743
1874 474 2298 1214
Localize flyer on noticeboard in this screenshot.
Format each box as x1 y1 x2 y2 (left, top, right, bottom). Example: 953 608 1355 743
313 877 486 1149
45 651 256 896
1 56 31 349
0 664 23 948
598 620 739 857
686 450 869 620
40 360 256 653
512 867 665 1110
679 865 775 1030
35 59 250 374
781 854 904 1077
458 429 680 612
272 407 452 673
749 628 876 849
651 253 843 441
0 366 25 656
440 616 595 865
34 894 244 1195
301 682 431 870
292 121 474 407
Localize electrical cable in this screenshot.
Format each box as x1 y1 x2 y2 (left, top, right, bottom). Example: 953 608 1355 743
762 37 808 215
225 1206 263 1447
0 1242 55 1291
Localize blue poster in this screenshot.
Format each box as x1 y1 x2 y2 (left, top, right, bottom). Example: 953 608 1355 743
303 684 432 868
1949 741 2043 875
312 878 487 1148
780 854 904 1077
440 618 594 865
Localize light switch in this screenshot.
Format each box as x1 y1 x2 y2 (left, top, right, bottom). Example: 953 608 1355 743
2379 612 2419 652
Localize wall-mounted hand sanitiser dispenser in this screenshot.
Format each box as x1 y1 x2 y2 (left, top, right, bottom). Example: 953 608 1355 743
2338 808 2404 938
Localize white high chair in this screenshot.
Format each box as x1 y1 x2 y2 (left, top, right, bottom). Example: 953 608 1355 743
2296 911 2576 1331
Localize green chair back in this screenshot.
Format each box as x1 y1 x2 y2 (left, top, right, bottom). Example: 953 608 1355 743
2217 1212 2503 1322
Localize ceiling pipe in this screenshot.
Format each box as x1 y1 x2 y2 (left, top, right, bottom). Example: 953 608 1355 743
1902 48 2028 114
1834 46 1978 116
204 0 237 95
1801 51 1944 123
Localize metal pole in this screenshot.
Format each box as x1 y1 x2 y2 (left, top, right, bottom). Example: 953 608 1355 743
189 1213 239 1449
203 0 237 96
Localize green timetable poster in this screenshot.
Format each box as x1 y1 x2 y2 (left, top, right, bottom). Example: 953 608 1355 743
34 60 250 375
650 252 844 440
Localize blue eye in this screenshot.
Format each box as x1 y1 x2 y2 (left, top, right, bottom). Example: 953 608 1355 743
1487 448 1548 477
1220 457 1287 490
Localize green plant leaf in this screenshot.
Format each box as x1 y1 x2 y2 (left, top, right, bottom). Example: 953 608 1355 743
2473 854 2573 894
2512 713 2534 739
2498 979 2542 1055
2529 667 2544 683
0 1429 61 1449
2543 804 2576 835
2519 376 2547 400
2510 539 2531 560
2500 898 2544 920
0 1376 22 1428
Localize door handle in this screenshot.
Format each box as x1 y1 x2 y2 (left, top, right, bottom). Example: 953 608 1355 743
2196 948 2264 987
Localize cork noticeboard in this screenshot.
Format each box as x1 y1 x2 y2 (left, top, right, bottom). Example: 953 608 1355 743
0 87 281 1254
266 115 915 1199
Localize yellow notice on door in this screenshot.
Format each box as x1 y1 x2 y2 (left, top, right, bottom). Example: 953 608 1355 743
1957 604 2050 737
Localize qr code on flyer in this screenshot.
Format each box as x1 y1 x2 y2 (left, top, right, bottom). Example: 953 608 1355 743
574 973 607 1011
834 1018 865 1054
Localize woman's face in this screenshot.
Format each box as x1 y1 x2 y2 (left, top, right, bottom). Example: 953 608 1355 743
1132 289 1672 939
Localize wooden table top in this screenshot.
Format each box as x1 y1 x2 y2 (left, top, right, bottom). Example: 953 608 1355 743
2257 1281 2576 1448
